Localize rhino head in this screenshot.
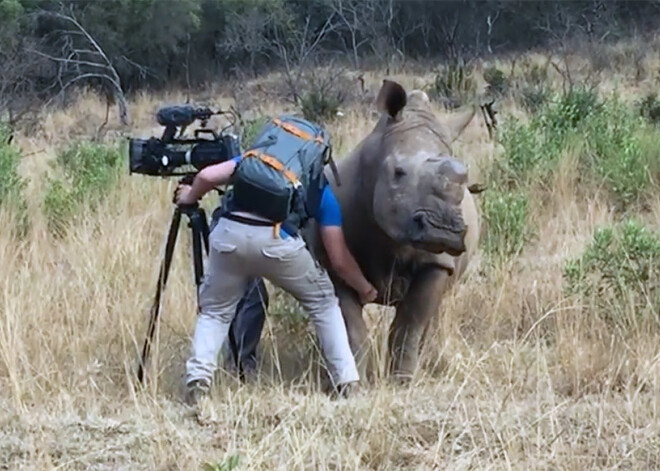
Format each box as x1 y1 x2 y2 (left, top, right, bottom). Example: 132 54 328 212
370 80 476 256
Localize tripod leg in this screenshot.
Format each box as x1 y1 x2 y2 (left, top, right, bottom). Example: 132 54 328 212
198 207 210 255
189 210 206 288
137 207 182 384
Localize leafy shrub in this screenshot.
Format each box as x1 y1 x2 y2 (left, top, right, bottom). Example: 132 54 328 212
482 188 530 262
581 98 650 206
428 59 476 109
203 454 241 471
636 91 660 125
495 118 548 185
295 67 353 124
0 123 28 236
515 62 550 113
497 89 652 207
522 63 548 86
539 86 601 134
483 65 509 97
564 219 660 328
496 88 600 185
268 288 307 328
637 129 660 187
300 89 342 124
239 115 269 147
519 86 550 114
44 140 123 236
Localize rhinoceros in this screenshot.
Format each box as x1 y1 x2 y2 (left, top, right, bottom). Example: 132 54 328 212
307 79 482 381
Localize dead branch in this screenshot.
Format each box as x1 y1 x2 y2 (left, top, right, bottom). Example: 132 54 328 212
34 9 130 127
271 12 338 106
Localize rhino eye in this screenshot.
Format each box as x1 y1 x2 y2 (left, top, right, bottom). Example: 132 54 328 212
394 166 407 179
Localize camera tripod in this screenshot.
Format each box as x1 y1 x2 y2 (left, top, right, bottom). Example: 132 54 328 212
136 177 240 384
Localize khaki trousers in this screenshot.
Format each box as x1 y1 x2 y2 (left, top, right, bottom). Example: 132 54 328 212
186 216 359 387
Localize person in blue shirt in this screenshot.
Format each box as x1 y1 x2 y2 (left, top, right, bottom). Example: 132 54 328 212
175 153 377 406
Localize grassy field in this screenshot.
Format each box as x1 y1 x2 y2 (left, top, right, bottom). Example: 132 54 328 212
1 41 660 470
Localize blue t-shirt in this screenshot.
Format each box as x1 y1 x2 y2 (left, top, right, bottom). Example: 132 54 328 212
230 155 341 236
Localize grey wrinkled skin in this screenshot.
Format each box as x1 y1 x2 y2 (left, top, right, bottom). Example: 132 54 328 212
305 81 481 382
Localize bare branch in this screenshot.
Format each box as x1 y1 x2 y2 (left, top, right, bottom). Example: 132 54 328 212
33 9 130 126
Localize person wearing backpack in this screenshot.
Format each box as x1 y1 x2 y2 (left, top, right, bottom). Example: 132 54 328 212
174 115 377 406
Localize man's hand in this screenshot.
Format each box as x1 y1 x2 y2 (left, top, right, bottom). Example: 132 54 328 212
174 184 197 206
359 283 378 304
172 158 239 207
320 225 379 304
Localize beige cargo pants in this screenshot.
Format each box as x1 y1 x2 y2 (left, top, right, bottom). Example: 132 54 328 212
185 216 360 388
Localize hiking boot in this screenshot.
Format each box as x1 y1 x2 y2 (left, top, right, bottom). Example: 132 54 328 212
184 379 210 407
332 381 359 399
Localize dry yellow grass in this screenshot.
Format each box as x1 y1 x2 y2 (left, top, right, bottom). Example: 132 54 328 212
2 46 660 470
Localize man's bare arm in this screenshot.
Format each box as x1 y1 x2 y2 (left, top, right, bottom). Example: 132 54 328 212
175 158 238 205
320 225 377 304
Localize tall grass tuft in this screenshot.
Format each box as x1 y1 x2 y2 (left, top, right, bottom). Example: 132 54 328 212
0 123 28 237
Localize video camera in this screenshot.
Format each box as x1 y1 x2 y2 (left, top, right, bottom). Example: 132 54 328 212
128 104 241 177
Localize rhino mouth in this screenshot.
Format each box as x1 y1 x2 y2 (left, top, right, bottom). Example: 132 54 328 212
407 209 466 256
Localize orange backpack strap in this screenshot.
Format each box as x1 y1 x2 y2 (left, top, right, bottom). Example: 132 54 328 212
273 117 325 145
243 150 301 188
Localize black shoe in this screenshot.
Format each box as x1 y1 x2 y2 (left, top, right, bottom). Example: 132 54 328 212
332 381 358 399
184 379 210 406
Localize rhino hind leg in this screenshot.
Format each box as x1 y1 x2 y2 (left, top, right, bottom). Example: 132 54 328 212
388 268 450 381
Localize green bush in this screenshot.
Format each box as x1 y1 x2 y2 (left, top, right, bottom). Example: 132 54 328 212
564 219 660 328
268 288 307 328
496 87 600 185
482 188 530 262
522 63 548 87
539 86 601 134
203 454 241 471
44 140 123 236
515 62 550 113
483 65 509 97
428 59 477 109
636 91 660 125
497 89 653 207
519 86 550 114
581 98 650 206
0 123 28 236
296 68 353 124
300 89 342 124
239 115 269 147
495 118 547 185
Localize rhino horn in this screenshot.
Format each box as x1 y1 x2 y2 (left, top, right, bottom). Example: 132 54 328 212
438 157 468 184
376 79 407 118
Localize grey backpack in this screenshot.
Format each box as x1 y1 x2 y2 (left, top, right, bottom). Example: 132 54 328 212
229 115 339 235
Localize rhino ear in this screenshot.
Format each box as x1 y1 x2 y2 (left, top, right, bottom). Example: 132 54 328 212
445 104 477 143
375 79 407 118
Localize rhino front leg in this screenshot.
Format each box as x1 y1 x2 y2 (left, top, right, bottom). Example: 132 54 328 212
334 283 371 382
388 267 450 381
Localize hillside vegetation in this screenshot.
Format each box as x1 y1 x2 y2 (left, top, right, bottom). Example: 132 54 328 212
2 37 660 469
